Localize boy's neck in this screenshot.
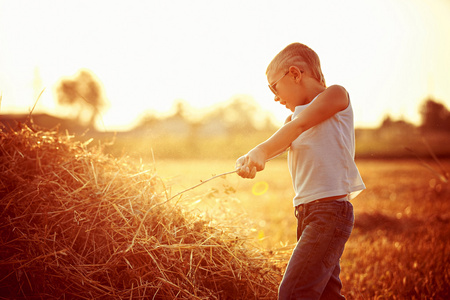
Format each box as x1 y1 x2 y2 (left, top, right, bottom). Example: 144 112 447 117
304 82 326 105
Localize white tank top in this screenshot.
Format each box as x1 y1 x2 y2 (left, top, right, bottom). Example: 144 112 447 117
288 94 365 207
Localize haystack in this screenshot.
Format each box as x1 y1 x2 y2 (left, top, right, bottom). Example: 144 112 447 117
0 122 284 299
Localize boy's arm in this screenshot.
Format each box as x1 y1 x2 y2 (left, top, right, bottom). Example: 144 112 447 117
235 114 292 176
236 85 349 178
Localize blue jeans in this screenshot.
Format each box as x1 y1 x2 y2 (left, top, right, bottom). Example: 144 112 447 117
278 200 354 300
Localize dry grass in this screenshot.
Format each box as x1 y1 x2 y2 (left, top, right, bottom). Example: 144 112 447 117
155 159 450 299
341 159 450 299
0 123 286 299
2 121 449 299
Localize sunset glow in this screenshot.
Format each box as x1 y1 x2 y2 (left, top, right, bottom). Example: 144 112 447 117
0 0 449 130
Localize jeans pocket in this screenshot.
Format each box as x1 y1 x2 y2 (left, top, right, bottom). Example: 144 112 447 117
322 227 352 269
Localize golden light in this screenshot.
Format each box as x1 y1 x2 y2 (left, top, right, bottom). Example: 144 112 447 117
252 181 269 196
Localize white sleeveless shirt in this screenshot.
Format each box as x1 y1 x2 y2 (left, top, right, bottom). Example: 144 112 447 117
288 94 365 207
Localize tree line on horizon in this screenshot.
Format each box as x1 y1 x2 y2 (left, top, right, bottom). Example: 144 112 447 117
54 69 450 134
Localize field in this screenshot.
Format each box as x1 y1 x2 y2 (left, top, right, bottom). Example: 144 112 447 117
1 124 449 299
154 158 450 299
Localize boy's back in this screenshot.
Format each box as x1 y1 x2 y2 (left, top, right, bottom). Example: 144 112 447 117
289 93 365 206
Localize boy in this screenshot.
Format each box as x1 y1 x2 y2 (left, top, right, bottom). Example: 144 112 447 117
235 43 365 299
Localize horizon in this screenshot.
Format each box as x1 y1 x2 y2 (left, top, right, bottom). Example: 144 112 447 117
0 94 442 133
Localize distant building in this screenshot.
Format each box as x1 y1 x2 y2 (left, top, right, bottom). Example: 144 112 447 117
132 113 230 138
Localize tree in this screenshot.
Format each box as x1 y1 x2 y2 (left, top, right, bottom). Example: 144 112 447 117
420 98 450 132
220 96 262 134
56 69 107 128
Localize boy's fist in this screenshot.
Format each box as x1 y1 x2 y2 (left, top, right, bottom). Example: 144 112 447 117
235 148 266 179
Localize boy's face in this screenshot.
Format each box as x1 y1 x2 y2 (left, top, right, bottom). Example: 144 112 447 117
267 68 304 112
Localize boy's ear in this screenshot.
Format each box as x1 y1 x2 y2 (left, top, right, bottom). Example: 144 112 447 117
288 66 303 83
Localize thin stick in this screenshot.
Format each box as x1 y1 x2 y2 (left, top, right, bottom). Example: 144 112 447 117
165 170 238 203
405 146 448 183
29 88 46 117
126 169 238 252
160 151 286 205
422 137 448 181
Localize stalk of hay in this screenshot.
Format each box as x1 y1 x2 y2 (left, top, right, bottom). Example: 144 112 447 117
0 122 285 299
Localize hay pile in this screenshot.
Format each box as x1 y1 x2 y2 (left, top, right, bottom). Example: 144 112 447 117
0 123 284 299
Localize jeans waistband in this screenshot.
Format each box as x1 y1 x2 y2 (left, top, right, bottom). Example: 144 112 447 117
294 196 348 217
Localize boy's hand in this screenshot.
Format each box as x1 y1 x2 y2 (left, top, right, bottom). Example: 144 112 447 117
235 155 256 179
235 147 266 179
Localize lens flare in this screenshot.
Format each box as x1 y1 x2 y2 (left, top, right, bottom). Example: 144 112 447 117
252 181 269 196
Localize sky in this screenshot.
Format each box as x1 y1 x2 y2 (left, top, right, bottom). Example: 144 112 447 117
0 0 449 131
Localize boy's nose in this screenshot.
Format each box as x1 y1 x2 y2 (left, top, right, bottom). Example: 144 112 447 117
274 95 280 102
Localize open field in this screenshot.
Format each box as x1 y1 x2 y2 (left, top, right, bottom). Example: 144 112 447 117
1 123 449 298
153 158 450 299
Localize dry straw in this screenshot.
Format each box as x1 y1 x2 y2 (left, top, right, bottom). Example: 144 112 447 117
0 121 285 299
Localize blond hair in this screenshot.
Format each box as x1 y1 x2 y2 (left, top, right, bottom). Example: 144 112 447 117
266 43 326 87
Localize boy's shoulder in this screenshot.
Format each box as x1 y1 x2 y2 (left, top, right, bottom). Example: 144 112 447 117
325 84 347 95
320 85 349 111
